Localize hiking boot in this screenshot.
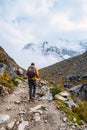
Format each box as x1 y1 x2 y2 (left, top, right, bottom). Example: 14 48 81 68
29 98 34 102
32 97 36 100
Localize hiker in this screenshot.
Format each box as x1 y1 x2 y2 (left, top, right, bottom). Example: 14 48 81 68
27 63 39 101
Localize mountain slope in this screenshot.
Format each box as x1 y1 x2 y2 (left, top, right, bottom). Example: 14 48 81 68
0 46 24 89
0 46 18 69
39 51 87 86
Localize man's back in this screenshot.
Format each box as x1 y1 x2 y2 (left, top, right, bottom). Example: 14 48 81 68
27 63 39 80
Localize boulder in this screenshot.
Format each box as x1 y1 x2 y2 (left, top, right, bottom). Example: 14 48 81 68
0 63 7 75
82 73 87 79
7 64 16 78
79 84 87 99
65 98 77 108
66 74 80 82
0 115 10 124
70 84 87 100
69 84 82 93
59 91 70 98
0 63 16 78
41 92 53 101
55 94 67 101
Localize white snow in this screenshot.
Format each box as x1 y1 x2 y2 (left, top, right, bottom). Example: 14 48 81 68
0 39 86 69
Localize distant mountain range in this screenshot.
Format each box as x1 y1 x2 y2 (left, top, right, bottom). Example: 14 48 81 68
23 39 87 68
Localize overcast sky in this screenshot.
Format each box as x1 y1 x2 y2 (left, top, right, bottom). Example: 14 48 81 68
0 0 87 49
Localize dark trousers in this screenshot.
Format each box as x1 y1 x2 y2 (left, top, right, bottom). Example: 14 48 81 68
28 80 36 99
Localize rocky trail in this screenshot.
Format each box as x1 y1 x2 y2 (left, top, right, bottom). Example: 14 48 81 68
0 80 86 130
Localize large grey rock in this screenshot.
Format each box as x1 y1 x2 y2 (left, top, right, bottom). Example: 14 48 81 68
0 63 16 78
0 115 10 124
69 84 82 92
17 68 24 75
79 84 87 99
39 85 50 96
70 84 87 100
0 63 7 75
67 74 79 81
82 73 87 79
55 94 67 101
7 64 16 77
59 91 70 98
41 92 53 101
65 98 77 108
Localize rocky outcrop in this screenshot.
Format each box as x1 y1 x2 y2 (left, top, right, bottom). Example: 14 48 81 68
79 84 87 99
0 62 16 78
69 84 87 100
0 47 26 97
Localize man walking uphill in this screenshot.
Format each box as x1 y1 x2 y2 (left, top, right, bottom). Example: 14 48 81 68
27 63 39 102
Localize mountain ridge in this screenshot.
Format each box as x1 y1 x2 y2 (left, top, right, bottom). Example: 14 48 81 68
23 39 87 68
39 51 87 85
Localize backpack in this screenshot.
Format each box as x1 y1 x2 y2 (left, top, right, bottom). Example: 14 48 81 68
27 68 35 78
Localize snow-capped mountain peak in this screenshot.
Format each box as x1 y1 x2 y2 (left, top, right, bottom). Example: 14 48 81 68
21 39 87 68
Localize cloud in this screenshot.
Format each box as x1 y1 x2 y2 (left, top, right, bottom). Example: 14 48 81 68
0 0 87 48
1 0 87 69
50 13 87 32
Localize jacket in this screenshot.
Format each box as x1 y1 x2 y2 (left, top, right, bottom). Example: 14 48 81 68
27 66 39 80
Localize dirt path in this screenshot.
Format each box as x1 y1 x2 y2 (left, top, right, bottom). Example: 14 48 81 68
0 80 80 130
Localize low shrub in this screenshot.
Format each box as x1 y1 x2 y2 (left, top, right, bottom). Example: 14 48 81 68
50 86 62 96
0 71 20 88
12 78 19 86
0 71 14 88
72 102 87 122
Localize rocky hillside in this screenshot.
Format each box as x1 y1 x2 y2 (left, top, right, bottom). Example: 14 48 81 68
40 51 87 82
0 46 25 76
0 46 25 93
40 51 87 99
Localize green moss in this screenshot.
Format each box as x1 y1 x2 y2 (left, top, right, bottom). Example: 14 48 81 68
56 99 84 125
